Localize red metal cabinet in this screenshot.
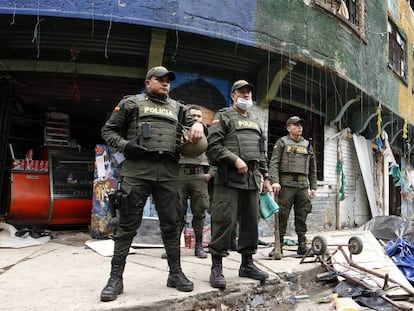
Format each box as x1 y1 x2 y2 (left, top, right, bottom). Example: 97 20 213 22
8 171 50 225
48 148 94 225
50 198 92 225
6 148 94 227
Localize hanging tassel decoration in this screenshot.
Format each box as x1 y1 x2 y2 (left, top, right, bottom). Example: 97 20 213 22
402 119 408 140
389 165 410 193
375 104 383 152
336 159 345 201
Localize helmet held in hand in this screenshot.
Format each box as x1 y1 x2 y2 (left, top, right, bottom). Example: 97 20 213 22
178 135 208 158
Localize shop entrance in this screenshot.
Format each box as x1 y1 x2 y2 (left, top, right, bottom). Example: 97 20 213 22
1 71 140 226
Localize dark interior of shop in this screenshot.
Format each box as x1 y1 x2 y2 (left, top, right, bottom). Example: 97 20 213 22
9 72 142 158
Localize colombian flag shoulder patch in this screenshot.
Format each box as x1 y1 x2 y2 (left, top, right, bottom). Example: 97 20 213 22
211 119 220 124
113 106 121 112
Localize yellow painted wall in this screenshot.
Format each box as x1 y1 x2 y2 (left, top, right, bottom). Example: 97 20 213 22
398 0 414 123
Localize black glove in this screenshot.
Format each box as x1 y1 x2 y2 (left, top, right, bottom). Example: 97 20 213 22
124 139 148 159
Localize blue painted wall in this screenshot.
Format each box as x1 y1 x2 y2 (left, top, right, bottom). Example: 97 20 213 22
173 72 231 106
1 0 411 120
0 0 257 45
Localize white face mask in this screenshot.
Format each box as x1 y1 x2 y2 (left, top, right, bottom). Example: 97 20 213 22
236 97 253 110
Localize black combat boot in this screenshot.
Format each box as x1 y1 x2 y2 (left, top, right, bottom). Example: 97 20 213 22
166 253 194 292
194 234 207 258
100 258 125 302
209 255 226 289
297 235 308 255
239 254 269 281
258 239 272 247
268 236 284 257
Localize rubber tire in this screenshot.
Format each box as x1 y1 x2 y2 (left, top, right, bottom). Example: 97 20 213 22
348 236 363 255
311 236 327 255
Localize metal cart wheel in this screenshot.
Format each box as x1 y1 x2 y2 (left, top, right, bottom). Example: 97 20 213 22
311 236 328 255
348 236 363 255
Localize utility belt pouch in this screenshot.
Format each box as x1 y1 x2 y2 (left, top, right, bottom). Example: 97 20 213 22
108 190 126 218
259 136 267 152
108 190 140 216
219 163 247 186
142 122 152 139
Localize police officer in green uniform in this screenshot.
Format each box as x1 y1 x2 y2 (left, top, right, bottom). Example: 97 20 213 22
268 116 317 257
177 105 214 258
100 66 204 301
206 80 270 289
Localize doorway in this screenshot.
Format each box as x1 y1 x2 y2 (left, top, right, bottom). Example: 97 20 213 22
268 101 324 181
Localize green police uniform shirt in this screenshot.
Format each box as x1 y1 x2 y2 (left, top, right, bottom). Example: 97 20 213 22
101 92 197 181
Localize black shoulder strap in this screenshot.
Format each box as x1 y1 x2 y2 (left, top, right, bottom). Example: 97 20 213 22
308 138 313 155
178 104 185 124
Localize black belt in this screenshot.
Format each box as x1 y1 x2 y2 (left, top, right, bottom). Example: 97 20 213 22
280 174 307 182
180 164 206 175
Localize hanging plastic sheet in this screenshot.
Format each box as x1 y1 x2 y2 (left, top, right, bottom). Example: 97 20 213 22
385 237 414 285
359 215 414 242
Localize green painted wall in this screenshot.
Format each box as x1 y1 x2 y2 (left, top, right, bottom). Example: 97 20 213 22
255 0 399 112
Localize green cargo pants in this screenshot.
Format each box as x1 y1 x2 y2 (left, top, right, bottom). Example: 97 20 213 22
113 176 183 259
208 184 259 257
277 186 312 237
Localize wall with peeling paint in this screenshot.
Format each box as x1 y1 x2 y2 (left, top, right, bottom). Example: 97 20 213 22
1 1 412 121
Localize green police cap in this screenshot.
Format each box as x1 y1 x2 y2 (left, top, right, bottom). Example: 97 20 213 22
145 66 176 81
231 79 254 93
286 116 304 126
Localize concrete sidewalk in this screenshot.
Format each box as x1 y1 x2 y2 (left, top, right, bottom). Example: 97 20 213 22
0 230 329 311
4 230 412 310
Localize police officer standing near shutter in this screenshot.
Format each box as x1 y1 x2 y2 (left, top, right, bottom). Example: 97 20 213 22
206 80 270 289
178 105 214 258
100 66 204 301
268 116 317 257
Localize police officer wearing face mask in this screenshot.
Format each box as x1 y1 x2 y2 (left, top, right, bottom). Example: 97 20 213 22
206 80 271 289
100 66 204 301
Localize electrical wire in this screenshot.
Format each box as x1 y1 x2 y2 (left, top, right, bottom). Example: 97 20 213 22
91 0 95 35
10 0 16 25
32 0 43 59
171 29 179 63
104 0 115 59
